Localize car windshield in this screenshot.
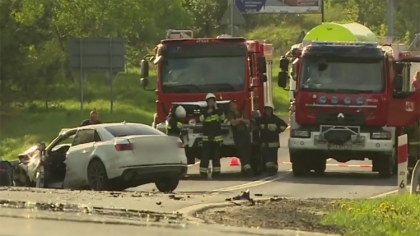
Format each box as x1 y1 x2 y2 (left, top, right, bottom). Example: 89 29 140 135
300 59 385 93
105 124 164 137
161 56 247 93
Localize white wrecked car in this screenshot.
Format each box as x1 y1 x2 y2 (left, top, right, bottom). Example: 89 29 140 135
14 122 187 192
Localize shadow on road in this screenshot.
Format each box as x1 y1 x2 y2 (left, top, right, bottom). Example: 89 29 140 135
183 171 291 181
275 171 396 187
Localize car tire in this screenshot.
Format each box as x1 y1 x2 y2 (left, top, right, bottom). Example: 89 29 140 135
0 161 13 186
87 159 109 191
155 177 180 193
378 154 394 178
291 153 309 177
313 158 326 176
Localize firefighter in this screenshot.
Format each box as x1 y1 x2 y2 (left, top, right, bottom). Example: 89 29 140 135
166 105 186 137
256 103 288 176
227 100 253 176
199 93 225 177
250 110 263 175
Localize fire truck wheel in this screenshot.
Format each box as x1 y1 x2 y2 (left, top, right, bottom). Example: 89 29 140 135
378 154 394 178
290 153 309 177
313 158 326 176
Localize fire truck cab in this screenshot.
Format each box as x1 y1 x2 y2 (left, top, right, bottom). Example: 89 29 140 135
277 23 420 178
139 30 273 166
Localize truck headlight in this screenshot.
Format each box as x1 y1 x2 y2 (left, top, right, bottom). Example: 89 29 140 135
291 129 310 138
371 131 391 140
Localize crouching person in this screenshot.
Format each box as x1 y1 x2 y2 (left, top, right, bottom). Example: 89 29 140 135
166 105 186 137
256 103 288 176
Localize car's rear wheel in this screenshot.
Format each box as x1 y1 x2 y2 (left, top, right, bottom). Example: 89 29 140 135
87 159 109 191
155 177 179 193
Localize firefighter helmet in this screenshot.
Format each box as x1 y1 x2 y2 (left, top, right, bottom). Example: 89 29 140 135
264 103 275 110
205 93 216 101
175 106 186 118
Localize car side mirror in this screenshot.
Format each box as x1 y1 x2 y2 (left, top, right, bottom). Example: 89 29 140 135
259 56 267 73
140 59 149 78
278 71 288 88
394 75 403 92
140 78 149 88
260 74 267 82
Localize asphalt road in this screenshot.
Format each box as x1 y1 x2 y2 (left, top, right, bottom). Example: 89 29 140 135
0 129 398 236
132 129 397 199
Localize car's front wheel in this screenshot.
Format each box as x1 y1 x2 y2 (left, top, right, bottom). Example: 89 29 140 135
155 177 179 193
87 159 109 191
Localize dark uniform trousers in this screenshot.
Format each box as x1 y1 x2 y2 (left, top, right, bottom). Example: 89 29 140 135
199 110 225 177
233 131 252 171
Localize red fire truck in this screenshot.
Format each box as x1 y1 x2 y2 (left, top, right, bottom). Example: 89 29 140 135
277 23 420 178
140 30 274 165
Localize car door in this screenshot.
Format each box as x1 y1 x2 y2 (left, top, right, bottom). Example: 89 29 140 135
63 129 97 188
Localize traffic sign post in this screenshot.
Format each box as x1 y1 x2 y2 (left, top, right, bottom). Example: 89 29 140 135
220 0 245 36
69 38 126 114
398 134 408 194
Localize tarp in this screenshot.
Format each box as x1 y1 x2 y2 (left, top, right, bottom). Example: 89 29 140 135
303 23 378 43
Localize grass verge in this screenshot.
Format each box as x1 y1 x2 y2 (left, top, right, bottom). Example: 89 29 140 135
0 68 289 161
324 195 420 236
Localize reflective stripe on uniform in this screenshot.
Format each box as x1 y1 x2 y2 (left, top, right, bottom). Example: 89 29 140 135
409 141 420 145
199 167 207 173
203 114 220 122
213 167 221 172
265 162 277 168
219 114 226 120
243 164 251 170
261 142 279 148
202 135 223 142
176 122 183 129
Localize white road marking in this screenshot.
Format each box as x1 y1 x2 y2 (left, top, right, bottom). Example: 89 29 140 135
210 170 292 192
369 187 411 199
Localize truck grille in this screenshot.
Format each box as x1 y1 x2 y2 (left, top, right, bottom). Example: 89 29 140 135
316 113 366 126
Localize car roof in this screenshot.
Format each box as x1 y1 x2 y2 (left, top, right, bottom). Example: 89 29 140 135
80 122 149 129
59 123 150 136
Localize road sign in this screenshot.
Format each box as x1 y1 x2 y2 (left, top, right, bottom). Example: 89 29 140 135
220 2 246 25
69 38 126 114
235 0 322 14
69 38 125 72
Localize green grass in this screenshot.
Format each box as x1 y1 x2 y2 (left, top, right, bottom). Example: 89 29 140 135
0 67 289 161
324 195 420 236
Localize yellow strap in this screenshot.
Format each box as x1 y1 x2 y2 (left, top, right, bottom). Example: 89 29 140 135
199 115 204 122
268 142 279 148
265 162 277 167
243 164 251 170
213 167 221 172
219 114 226 120
199 167 208 173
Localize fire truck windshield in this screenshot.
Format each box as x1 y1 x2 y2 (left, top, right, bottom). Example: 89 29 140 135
161 56 247 93
300 59 385 93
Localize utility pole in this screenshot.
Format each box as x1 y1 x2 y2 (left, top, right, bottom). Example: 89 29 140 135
386 0 395 37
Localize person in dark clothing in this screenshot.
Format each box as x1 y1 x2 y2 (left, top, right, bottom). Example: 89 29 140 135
256 103 288 176
166 105 186 137
199 93 225 177
227 100 253 176
250 110 263 175
80 110 102 126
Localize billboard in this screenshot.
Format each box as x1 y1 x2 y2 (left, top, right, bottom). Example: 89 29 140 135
235 0 322 14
